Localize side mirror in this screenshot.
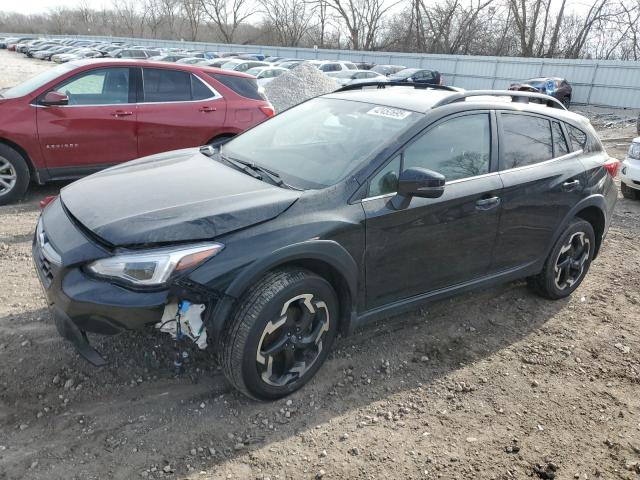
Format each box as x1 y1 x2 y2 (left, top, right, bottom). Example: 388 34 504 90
42 91 68 106
391 167 445 209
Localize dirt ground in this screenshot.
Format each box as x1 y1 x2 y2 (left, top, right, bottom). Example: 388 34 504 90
1 49 640 480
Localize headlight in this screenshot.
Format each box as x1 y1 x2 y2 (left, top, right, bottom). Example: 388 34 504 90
628 142 640 160
87 243 223 287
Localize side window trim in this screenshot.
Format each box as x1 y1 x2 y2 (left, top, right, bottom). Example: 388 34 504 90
139 68 222 104
41 66 135 107
496 110 572 172
363 110 495 200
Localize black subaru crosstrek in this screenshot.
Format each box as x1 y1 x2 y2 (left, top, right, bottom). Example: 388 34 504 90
33 84 619 400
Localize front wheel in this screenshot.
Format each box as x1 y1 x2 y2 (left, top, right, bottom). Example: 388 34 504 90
219 268 339 400
527 219 595 299
0 145 30 206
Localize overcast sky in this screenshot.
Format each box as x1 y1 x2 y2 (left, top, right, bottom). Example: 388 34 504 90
1 0 103 15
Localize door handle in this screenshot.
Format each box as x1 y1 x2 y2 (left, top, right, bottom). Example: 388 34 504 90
476 196 501 210
111 110 133 117
562 179 580 191
199 106 217 113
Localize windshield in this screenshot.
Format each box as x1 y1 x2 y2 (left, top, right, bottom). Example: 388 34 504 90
392 69 418 79
221 97 422 189
2 63 75 99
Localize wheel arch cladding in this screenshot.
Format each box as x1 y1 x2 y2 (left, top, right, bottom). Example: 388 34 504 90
546 195 608 262
223 240 358 336
575 205 605 258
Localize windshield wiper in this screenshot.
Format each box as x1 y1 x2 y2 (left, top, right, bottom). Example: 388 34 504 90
228 157 285 187
200 145 294 189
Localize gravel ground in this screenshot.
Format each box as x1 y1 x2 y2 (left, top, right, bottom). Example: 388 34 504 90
1 49 640 480
263 62 338 112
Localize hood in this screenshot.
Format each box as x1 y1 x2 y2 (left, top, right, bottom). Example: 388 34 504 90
60 148 302 246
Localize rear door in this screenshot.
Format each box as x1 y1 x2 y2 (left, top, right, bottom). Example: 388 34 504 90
492 111 587 272
137 67 227 157
36 66 138 173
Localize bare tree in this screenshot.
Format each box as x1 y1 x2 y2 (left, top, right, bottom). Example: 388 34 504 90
258 0 312 46
201 0 254 43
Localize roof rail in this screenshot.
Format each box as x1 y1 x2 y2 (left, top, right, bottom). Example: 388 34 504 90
432 90 567 110
334 81 461 93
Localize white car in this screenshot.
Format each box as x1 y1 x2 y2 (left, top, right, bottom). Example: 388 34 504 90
620 137 640 200
221 59 270 72
245 66 288 86
308 60 358 73
326 70 389 86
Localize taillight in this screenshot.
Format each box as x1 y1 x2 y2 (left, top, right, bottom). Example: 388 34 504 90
603 158 620 177
259 105 275 118
39 195 57 210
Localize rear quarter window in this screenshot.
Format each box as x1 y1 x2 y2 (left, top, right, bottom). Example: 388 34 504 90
209 73 264 100
566 124 602 153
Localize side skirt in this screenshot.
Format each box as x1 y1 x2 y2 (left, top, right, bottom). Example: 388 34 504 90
348 261 542 334
37 164 117 183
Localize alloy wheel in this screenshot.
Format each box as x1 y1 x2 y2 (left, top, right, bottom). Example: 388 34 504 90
256 293 330 387
554 231 590 290
0 157 17 197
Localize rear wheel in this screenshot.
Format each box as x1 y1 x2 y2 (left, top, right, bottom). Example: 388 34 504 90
561 96 571 108
621 181 639 200
219 268 339 400
0 145 30 206
528 219 595 299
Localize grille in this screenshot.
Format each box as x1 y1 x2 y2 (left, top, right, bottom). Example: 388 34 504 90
34 220 61 289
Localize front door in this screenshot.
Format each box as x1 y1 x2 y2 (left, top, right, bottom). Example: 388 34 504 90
364 112 503 309
36 67 138 173
137 68 227 157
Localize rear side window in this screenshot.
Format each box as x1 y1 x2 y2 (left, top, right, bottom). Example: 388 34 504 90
566 124 588 152
404 113 491 181
209 73 264 100
552 121 569 157
191 75 214 100
143 68 191 102
501 114 553 169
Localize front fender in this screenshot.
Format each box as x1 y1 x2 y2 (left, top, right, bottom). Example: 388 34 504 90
207 239 359 343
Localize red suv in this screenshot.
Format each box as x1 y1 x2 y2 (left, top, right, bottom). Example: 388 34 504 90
0 59 274 205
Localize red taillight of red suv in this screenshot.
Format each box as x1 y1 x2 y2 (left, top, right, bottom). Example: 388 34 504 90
39 195 58 210
603 158 620 177
259 105 275 118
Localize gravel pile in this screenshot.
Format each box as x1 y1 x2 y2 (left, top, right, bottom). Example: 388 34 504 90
264 62 338 113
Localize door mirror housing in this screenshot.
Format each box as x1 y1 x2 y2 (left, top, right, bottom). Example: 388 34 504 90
42 91 69 106
391 167 445 209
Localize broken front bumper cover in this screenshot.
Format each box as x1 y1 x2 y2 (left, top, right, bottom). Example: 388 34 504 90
52 304 107 367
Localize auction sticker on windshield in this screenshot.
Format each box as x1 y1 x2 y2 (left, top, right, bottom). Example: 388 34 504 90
366 106 412 120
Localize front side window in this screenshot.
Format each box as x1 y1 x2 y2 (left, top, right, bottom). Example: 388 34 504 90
53 68 130 105
403 114 491 182
500 114 553 169
221 98 422 189
143 68 191 102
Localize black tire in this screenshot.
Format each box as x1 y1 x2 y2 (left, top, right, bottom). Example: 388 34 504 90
527 219 595 300
561 96 571 108
0 144 30 206
621 181 639 200
219 267 339 400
